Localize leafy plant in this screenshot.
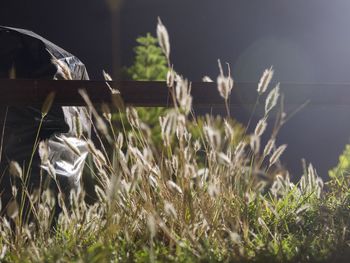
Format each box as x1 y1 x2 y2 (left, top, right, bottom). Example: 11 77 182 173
124 33 168 81
329 144 350 186
116 33 168 148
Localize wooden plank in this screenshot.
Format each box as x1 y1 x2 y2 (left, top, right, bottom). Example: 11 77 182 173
1 79 350 107
0 79 224 106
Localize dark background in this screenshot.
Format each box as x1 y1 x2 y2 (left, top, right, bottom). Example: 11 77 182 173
2 0 350 178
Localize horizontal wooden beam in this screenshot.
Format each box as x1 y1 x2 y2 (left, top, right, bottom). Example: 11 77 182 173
1 79 350 107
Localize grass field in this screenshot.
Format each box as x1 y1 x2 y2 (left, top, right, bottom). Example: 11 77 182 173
1 20 350 263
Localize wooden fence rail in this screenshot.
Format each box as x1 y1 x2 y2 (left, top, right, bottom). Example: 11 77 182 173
1 79 350 107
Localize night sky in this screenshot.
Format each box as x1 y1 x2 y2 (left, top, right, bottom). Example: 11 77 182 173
2 0 350 178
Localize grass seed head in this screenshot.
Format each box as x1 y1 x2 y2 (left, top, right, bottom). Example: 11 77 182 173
41 91 56 118
167 69 175 87
254 118 268 137
164 202 177 220
52 58 72 80
103 70 113 81
9 161 23 179
204 125 221 150
166 180 183 195
250 135 260 155
263 138 275 157
157 17 170 59
258 67 274 95
60 135 81 156
217 59 234 100
208 182 220 198
6 200 19 220
234 141 246 160
202 76 213 82
269 144 287 167
217 152 231 166
126 107 140 128
265 83 280 115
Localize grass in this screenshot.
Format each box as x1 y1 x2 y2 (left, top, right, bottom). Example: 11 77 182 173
1 20 350 263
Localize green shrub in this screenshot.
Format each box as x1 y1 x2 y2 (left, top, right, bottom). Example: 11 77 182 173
124 33 168 81
115 33 168 148
329 144 350 186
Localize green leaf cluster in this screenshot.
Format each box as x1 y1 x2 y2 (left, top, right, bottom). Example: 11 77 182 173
125 33 168 81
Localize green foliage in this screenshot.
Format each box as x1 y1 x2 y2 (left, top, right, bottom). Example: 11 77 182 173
124 33 168 81
117 33 168 147
329 144 350 185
